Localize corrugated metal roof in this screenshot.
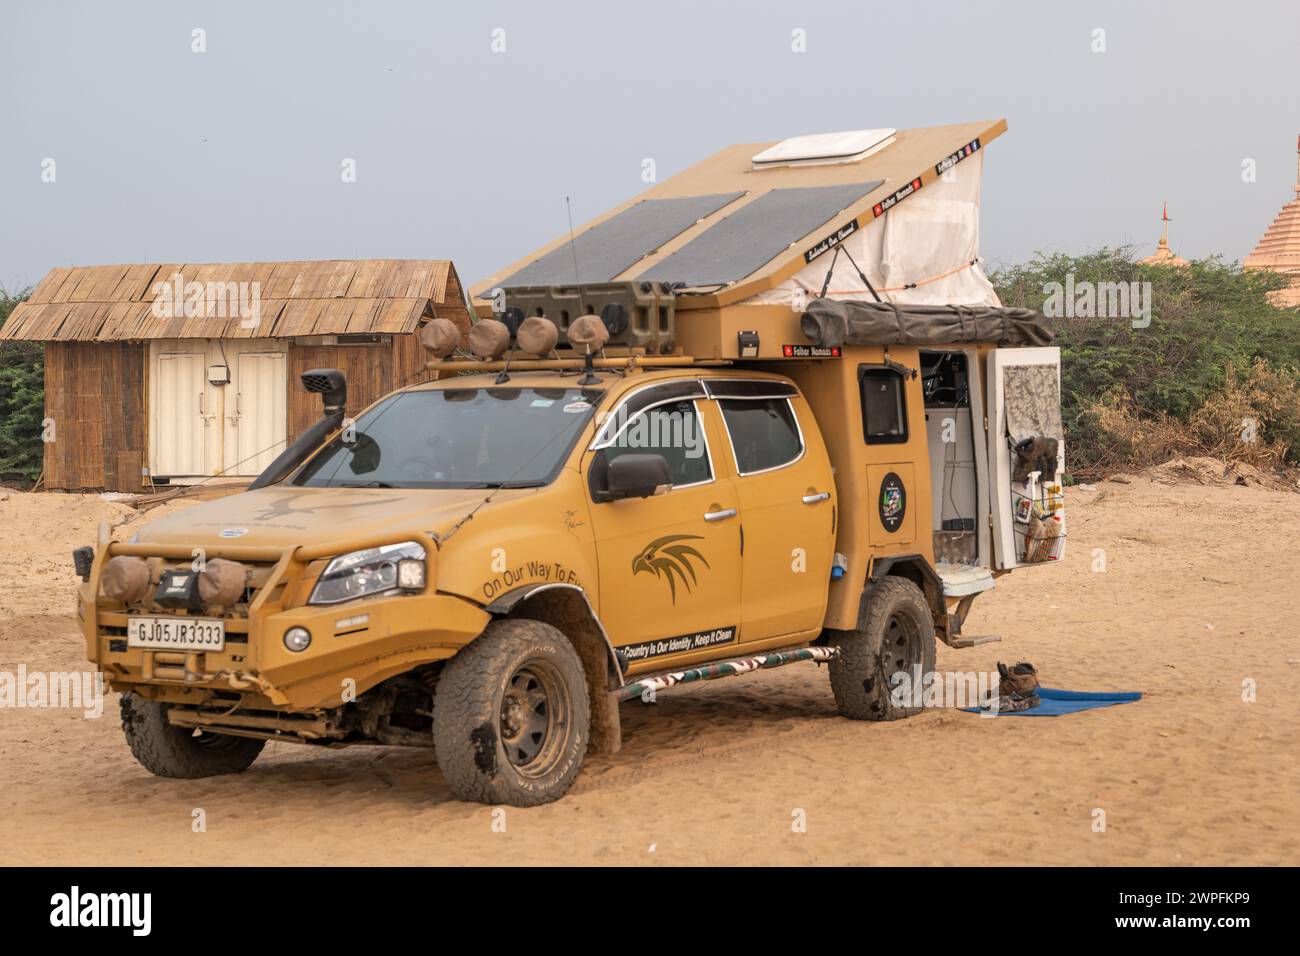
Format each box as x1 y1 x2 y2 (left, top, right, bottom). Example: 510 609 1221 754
0 259 465 341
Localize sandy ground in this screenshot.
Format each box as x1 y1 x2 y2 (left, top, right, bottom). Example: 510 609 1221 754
1 474 1297 867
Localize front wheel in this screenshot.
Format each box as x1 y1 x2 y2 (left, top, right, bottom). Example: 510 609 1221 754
120 693 265 778
433 619 590 806
827 576 937 721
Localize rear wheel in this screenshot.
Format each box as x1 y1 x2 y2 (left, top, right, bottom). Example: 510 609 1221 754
828 576 936 721
433 619 590 806
120 692 265 778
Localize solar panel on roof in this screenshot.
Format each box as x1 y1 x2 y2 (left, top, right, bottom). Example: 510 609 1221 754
489 192 744 291
636 182 883 288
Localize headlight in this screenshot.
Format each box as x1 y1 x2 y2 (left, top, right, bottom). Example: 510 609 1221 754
309 541 426 605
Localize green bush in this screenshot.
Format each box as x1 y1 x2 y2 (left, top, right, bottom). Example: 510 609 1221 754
990 249 1300 475
0 288 44 481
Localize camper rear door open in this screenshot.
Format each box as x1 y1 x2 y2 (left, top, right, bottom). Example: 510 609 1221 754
986 347 1065 569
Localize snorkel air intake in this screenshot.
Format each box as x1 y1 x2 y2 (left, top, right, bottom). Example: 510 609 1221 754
248 369 347 490
300 368 347 413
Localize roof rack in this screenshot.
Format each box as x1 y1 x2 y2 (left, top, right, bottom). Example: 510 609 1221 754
426 352 730 375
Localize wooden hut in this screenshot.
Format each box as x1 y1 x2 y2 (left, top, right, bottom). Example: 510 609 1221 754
0 259 471 492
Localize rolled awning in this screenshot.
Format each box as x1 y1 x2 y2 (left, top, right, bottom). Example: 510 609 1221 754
800 297 1053 349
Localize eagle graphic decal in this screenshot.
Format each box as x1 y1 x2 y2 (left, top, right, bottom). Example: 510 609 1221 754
249 489 404 522
631 534 710 604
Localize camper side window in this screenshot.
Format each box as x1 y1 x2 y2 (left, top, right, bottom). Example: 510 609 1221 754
859 368 908 444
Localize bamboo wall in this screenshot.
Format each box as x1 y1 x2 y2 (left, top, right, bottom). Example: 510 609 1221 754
43 341 147 492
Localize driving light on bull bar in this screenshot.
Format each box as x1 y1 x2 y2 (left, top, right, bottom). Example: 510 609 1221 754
283 627 312 652
154 568 205 610
308 540 426 605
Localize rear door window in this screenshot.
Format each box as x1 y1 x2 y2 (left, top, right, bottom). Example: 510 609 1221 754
718 398 803 475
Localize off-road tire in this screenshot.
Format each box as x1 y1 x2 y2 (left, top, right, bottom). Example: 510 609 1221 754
828 576 937 721
120 692 265 778
433 618 590 807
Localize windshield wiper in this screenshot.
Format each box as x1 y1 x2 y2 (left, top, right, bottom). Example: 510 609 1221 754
463 480 545 489
337 480 396 488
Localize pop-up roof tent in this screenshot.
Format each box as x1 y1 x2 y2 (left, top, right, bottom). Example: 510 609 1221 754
470 118 1041 360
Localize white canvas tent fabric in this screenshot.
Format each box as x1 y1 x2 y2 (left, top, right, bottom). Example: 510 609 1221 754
745 153 999 308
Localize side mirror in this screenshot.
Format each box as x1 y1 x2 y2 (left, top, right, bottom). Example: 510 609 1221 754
603 453 672 501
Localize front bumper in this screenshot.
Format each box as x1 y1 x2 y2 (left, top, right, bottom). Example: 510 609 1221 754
84 531 490 711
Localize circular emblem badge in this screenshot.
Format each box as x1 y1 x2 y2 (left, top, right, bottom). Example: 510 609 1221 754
878 472 906 533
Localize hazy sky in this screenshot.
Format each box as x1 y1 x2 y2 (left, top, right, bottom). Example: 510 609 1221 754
2 0 1298 294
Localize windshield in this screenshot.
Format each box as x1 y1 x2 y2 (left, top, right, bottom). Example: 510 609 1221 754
293 386 602 489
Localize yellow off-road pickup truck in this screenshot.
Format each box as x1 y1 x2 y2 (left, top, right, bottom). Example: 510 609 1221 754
72 119 1070 804
78 294 1063 806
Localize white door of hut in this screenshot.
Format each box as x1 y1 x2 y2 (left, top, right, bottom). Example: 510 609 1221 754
222 343 287 476
149 342 212 478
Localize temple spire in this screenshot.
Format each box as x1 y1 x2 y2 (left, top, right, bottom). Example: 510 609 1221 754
1139 201 1187 266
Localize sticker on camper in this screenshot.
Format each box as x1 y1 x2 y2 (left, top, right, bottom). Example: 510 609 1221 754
562 401 592 413
783 345 842 358
802 219 859 264
872 177 923 218
878 473 906 533
935 138 982 176
219 528 248 538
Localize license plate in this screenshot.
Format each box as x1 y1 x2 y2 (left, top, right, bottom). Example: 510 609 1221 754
127 616 225 652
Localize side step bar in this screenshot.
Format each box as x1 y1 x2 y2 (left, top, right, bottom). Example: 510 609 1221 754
615 645 839 703
168 708 344 741
948 634 1002 649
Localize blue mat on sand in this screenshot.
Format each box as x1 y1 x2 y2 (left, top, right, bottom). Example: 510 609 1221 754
962 687 1142 717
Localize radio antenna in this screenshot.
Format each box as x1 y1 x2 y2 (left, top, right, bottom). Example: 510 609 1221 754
565 195 587 315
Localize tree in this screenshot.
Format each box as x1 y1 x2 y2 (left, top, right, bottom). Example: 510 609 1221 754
990 250 1300 475
0 288 44 481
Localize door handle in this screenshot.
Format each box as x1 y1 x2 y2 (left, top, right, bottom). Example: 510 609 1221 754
802 491 831 504
703 507 737 522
